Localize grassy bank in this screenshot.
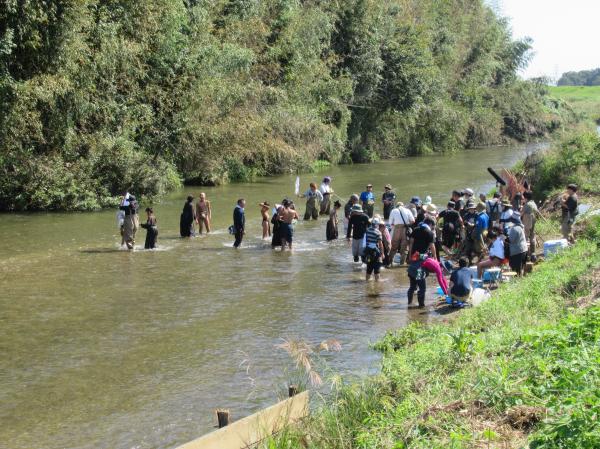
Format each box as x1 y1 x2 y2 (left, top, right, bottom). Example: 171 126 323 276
263 217 600 448
548 86 600 124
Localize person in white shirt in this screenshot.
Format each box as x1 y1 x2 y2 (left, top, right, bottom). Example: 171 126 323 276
477 229 505 278
499 199 514 234
388 202 416 265
319 176 333 216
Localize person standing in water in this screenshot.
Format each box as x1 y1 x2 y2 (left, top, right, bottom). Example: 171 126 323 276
319 177 334 216
299 182 323 220
347 204 370 262
271 203 283 248
141 207 158 249
360 184 375 218
381 184 396 221
364 217 384 281
180 196 195 237
232 198 246 248
278 199 299 250
259 201 271 239
120 193 139 250
195 193 212 234
326 200 342 241
344 194 359 233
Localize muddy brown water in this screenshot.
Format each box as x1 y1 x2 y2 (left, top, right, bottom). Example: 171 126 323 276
0 143 544 449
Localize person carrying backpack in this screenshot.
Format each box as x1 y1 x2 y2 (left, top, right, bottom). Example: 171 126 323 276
364 217 384 281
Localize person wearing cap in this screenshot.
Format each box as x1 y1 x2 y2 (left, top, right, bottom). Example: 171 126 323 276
326 200 342 241
299 182 323 220
364 217 385 281
179 195 195 239
499 199 514 234
360 184 375 218
259 201 271 239
347 204 370 262
507 212 528 275
344 194 359 233
388 201 415 266
520 191 539 256
560 184 578 243
408 196 422 220
319 177 334 216
406 251 447 307
438 200 463 252
464 188 474 201
381 185 396 221
196 192 212 235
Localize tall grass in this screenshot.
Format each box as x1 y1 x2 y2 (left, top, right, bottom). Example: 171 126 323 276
262 220 600 448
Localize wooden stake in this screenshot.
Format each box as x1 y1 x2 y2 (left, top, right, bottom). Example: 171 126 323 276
216 409 231 428
288 385 299 397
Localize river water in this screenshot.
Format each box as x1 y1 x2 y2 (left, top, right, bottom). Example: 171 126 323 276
0 143 543 449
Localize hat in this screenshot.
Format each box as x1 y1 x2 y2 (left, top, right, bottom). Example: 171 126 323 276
464 188 474 196
447 201 455 208
476 202 486 212
371 217 381 226
502 199 511 207
366 184 373 188
384 184 392 190
351 204 363 212
424 203 437 214
323 176 331 183
350 194 359 201
410 196 422 205
396 201 405 207
424 195 432 205
466 201 476 209
511 211 523 225
259 201 270 207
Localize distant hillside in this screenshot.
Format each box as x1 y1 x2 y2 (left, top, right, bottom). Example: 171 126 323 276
557 68 600 86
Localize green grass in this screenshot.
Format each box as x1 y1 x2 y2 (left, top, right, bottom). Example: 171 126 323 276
548 86 600 123
262 218 600 449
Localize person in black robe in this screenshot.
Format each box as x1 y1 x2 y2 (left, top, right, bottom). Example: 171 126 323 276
141 207 158 249
180 196 195 237
271 205 283 248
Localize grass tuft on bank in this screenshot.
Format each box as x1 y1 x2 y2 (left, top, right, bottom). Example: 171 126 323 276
262 220 600 449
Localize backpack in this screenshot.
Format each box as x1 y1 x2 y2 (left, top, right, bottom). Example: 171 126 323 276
364 244 381 263
408 260 427 280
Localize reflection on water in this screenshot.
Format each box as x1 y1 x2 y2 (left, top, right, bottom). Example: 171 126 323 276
0 143 543 449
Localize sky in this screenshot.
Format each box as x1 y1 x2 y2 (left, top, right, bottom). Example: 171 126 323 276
492 0 600 80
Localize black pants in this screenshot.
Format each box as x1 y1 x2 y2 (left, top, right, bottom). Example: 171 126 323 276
509 252 527 275
234 229 243 248
383 203 393 220
408 276 426 307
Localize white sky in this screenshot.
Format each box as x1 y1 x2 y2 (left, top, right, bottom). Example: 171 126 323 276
494 0 600 80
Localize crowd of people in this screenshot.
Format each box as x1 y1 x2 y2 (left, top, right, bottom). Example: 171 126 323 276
118 178 580 308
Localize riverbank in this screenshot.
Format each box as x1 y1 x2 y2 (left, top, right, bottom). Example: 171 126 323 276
263 214 600 448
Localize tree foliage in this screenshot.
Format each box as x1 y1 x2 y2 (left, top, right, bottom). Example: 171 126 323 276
0 0 564 210
558 68 600 87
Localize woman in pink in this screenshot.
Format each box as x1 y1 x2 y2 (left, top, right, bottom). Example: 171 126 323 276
422 255 449 296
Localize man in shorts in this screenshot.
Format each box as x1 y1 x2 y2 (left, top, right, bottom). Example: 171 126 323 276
278 199 299 250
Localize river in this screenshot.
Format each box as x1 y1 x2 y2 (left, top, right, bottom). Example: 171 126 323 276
0 142 543 449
